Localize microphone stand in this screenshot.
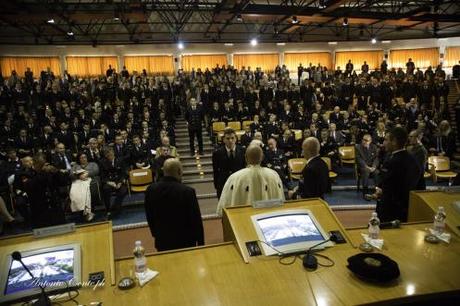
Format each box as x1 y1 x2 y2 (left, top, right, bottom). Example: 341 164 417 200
12 252 51 306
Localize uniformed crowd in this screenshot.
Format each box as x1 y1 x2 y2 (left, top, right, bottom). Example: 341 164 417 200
0 57 458 232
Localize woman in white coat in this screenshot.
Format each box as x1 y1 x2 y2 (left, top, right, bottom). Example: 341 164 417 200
70 169 94 222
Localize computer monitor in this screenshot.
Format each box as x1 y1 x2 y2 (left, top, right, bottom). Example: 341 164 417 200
0 243 81 305
251 209 333 256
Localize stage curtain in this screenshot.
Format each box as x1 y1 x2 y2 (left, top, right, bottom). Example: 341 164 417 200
445 46 460 67
233 53 279 72
389 48 439 69
123 56 174 75
284 52 332 71
66 56 118 76
335 50 384 71
182 54 228 71
0 56 61 77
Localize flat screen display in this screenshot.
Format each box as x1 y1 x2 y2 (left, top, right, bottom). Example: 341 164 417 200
4 249 75 295
256 213 325 247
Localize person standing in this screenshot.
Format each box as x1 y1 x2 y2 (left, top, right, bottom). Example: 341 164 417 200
297 63 304 85
299 137 330 199
216 145 284 216
212 128 246 199
185 98 204 156
376 127 421 222
144 158 204 251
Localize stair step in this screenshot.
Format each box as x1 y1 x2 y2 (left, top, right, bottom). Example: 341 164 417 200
182 160 212 167
177 147 213 154
181 154 212 161
185 180 216 194
183 177 214 184
182 167 213 175
197 193 217 199
176 141 213 148
182 173 214 180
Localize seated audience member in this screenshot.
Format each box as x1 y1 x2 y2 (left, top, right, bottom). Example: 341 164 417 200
113 134 130 165
130 134 151 169
85 138 102 164
144 158 204 251
70 169 94 222
376 127 422 222
429 120 456 158
100 149 128 219
356 134 379 197
155 136 179 158
153 145 174 181
265 137 289 185
240 125 253 148
329 123 345 146
72 152 101 207
319 129 339 167
278 129 295 158
217 145 284 216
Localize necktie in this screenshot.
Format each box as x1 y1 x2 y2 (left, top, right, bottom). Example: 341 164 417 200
229 149 234 160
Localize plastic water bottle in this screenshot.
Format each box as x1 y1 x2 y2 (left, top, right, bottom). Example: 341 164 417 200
433 206 447 235
368 212 381 239
133 240 146 274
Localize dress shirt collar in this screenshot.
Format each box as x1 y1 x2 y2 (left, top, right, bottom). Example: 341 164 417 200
306 154 320 165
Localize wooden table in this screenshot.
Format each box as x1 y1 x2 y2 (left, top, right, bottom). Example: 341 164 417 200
5 202 460 306
409 190 460 237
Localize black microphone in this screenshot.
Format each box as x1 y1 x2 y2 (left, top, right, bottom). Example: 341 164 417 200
303 237 333 270
379 220 401 229
11 251 51 306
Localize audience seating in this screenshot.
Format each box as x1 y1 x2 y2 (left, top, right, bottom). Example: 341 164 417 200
128 169 153 195
242 120 254 130
227 121 241 131
288 158 307 180
321 157 337 179
428 156 458 185
291 129 303 141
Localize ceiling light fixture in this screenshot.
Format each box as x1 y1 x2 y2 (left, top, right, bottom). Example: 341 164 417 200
381 40 391 44
236 14 243 22
250 38 258 46
178 42 184 49
224 43 234 46
371 37 377 44
342 17 348 26
47 18 55 24
328 41 337 45
291 16 299 24
67 31 74 36
114 11 120 21
277 42 286 46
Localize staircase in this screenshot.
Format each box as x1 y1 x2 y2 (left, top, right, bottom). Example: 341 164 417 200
446 80 460 167
174 119 219 217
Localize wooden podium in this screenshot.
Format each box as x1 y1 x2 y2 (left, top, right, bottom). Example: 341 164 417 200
222 198 356 263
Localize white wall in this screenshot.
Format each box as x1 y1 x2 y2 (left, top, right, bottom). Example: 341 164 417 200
1 37 459 75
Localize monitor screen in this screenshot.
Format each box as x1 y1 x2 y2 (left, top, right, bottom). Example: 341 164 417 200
0 244 81 305
251 209 333 256
4 248 75 296
257 214 325 247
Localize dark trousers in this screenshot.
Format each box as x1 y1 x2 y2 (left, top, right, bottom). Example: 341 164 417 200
189 128 203 154
102 184 127 213
359 167 379 191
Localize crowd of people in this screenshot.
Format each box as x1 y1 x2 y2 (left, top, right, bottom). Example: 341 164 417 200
0 56 458 235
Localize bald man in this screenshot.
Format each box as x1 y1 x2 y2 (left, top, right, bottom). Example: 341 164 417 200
144 158 204 251
299 137 330 199
216 145 284 216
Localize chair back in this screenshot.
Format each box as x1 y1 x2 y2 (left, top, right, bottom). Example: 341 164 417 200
129 169 153 186
242 120 254 130
227 121 241 131
291 129 303 141
428 156 451 172
321 157 332 171
339 146 355 161
212 122 226 133
288 158 307 175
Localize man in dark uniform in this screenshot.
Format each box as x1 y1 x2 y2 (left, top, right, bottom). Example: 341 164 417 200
144 158 204 251
100 149 128 218
185 98 204 156
265 137 288 185
212 128 246 199
356 134 379 197
376 127 421 222
297 64 304 85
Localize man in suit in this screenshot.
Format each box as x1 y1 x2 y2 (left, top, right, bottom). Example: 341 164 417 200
356 134 379 197
212 128 246 199
185 98 204 156
145 158 204 251
376 127 421 222
298 137 330 199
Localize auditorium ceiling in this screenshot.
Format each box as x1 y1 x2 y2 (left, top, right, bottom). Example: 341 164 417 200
0 0 459 45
